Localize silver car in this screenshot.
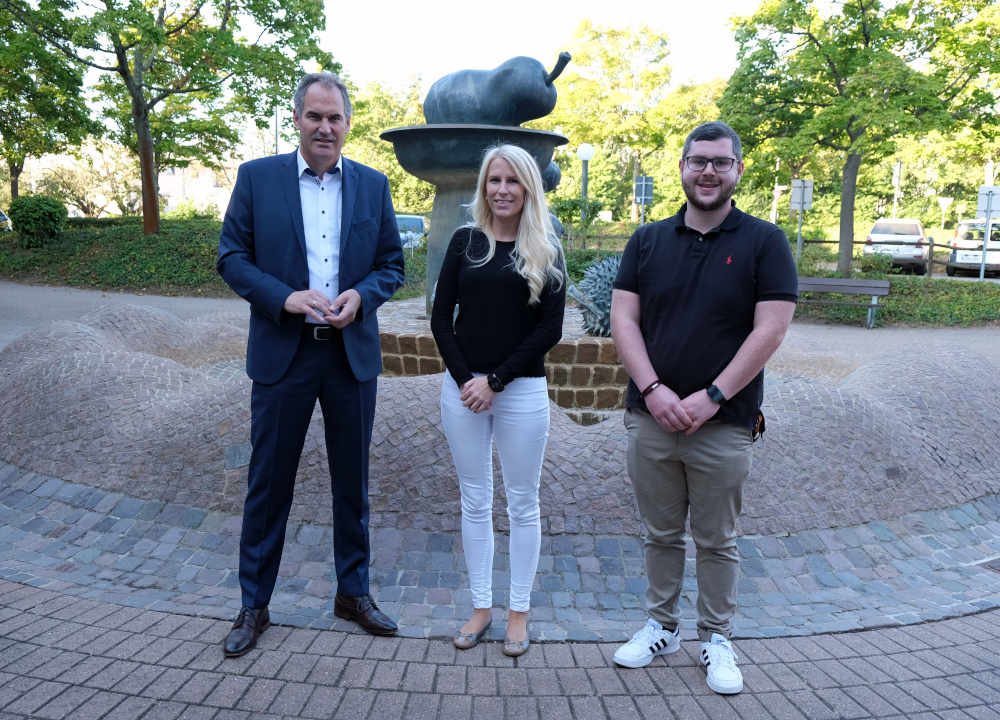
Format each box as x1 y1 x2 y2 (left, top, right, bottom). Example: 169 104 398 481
862 218 930 274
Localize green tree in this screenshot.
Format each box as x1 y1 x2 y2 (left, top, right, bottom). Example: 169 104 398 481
544 21 673 219
2 0 334 234
37 140 144 217
0 7 96 202
721 0 1000 274
348 80 434 215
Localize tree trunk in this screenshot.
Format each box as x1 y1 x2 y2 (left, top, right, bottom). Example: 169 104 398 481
837 152 862 276
133 105 160 235
8 158 23 201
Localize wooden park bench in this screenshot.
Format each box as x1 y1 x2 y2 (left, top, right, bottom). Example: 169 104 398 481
797 277 891 329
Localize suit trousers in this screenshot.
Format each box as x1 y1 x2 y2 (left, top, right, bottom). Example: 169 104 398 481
440 373 549 612
624 408 752 640
239 327 376 608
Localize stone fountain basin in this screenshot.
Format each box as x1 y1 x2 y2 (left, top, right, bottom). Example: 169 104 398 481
380 124 568 187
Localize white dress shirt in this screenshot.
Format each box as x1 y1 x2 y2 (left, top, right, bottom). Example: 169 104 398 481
297 149 343 323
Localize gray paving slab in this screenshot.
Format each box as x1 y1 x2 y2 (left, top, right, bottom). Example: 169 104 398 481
2 460 998 640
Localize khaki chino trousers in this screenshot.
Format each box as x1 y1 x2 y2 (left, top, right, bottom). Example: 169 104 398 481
625 408 752 640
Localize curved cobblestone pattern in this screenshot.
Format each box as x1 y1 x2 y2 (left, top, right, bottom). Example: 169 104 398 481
2 306 999 539
2 306 1000 539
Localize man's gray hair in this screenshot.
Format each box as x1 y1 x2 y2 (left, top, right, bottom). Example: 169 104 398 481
293 72 352 120
682 121 742 162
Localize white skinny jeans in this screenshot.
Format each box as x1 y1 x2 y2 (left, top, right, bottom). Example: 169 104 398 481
440 373 550 612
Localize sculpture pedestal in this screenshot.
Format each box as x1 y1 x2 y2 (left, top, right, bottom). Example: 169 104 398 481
426 184 473 315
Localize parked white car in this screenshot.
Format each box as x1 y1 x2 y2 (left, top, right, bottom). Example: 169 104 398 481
946 218 1000 276
862 218 930 274
395 214 427 249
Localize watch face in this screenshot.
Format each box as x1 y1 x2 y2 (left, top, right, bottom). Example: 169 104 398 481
488 374 504 392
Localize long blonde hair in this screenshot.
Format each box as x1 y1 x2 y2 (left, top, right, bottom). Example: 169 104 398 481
466 144 564 305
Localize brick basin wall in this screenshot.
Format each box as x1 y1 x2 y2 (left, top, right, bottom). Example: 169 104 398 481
380 333 626 423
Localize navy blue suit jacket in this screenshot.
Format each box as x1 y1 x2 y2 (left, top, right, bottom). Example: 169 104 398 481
218 152 405 384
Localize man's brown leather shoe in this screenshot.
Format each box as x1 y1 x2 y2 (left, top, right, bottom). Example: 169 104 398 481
334 594 398 636
223 607 270 658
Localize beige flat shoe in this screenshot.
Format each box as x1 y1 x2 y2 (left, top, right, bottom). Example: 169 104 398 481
502 625 530 657
453 620 491 650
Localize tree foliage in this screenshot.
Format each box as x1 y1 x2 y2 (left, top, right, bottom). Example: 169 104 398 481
721 0 1000 274
37 141 143 218
543 21 674 221
1 0 335 234
0 6 97 202
348 80 434 215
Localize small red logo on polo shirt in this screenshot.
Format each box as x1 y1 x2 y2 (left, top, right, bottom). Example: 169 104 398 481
726 255 733 264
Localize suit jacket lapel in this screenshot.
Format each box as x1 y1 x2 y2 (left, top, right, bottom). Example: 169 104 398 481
283 151 307 262
340 157 358 262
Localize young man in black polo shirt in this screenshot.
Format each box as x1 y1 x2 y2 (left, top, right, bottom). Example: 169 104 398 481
609 121 797 694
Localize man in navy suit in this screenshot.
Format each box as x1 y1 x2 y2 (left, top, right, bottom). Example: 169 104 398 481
217 72 405 657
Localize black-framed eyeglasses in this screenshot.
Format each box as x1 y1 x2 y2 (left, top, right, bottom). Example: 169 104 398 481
684 156 738 172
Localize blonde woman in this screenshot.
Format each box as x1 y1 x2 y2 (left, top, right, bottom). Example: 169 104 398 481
431 144 566 656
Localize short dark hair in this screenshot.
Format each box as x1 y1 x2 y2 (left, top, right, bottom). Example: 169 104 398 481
293 72 352 120
682 121 742 162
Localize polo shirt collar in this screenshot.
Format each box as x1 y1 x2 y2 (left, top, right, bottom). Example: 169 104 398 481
674 200 744 235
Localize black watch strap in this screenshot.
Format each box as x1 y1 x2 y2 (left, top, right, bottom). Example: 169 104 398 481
487 373 505 393
706 384 727 404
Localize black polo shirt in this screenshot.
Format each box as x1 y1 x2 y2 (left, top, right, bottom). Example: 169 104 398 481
614 202 798 429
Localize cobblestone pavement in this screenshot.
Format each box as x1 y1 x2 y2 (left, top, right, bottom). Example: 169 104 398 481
3 460 999 641
1 579 999 720
1 304 998 537
1 287 1000 717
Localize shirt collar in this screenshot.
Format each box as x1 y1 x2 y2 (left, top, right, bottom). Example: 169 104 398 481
297 149 342 179
673 200 743 235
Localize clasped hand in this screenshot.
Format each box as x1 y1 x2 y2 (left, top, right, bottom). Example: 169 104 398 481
284 289 361 328
460 376 495 414
646 385 720 435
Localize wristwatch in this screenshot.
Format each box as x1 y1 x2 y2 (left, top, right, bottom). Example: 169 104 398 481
706 384 727 404
487 373 505 393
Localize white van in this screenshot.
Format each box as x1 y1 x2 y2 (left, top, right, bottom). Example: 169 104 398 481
395 214 427 249
946 219 1000 276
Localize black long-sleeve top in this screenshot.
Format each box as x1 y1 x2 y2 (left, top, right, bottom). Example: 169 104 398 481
430 227 566 387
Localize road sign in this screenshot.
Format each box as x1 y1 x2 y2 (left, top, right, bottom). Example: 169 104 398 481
976 186 1000 216
634 176 654 206
790 179 813 211
976 186 1000 280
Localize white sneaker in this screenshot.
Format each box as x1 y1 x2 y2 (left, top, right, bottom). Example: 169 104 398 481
613 618 680 668
700 633 743 694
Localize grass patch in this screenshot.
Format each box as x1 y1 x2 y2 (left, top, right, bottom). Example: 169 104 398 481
0 217 230 296
3 220 998 325
796 274 1000 327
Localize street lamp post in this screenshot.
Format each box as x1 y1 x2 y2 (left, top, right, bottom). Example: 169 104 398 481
577 143 595 225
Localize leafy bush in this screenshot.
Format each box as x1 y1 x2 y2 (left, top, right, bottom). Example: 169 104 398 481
0 217 229 294
550 197 603 230
855 251 895 275
563 247 619 282
163 199 219 220
8 195 68 248
396 244 427 301
66 216 142 228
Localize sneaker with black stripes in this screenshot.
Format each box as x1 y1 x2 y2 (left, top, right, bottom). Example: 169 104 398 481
613 618 680 668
